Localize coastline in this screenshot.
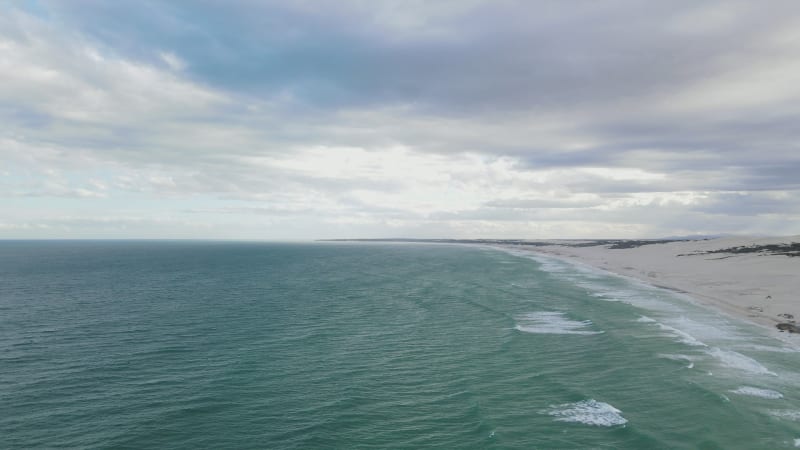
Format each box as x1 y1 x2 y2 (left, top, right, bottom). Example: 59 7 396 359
491 236 800 337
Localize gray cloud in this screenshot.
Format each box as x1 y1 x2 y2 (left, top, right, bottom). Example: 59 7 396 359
484 198 603 209
2 1 800 238
36 1 797 111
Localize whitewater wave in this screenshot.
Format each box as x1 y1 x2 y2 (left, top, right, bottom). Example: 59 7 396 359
502 247 782 379
640 317 776 376
666 316 747 344
515 312 603 335
510 281 539 289
733 343 800 354
706 347 776 376
590 289 640 304
769 410 800 421
519 254 572 273
656 323 707 347
657 353 697 368
730 386 783 399
546 399 627 427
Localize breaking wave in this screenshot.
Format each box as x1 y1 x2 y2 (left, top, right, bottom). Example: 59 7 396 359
515 312 603 335
546 399 627 427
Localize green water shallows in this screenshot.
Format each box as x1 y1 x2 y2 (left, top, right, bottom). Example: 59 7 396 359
2 241 800 449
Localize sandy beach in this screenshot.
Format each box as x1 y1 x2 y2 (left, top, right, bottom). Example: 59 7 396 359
496 236 800 335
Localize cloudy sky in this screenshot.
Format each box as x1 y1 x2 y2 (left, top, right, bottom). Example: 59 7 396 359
3 1 800 239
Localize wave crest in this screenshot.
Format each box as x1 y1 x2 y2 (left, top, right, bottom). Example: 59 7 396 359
515 312 603 335
546 399 627 427
731 386 783 399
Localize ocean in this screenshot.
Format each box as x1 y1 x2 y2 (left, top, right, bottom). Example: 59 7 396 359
2 241 800 449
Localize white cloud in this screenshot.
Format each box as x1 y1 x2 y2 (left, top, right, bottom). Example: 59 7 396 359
0 12 224 128
159 51 186 71
2 2 800 239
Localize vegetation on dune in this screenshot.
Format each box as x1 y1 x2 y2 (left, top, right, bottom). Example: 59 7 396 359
690 243 800 258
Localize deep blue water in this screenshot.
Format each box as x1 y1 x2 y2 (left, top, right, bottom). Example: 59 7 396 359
3 241 800 448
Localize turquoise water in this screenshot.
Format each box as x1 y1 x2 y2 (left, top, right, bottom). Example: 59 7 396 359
3 241 800 448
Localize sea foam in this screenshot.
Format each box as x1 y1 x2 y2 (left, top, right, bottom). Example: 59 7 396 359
641 317 778 376
730 386 783 399
769 410 800 421
546 399 627 427
706 348 776 376
515 312 603 335
656 323 707 347
657 353 697 368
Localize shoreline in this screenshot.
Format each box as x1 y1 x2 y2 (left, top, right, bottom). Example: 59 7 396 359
488 236 800 338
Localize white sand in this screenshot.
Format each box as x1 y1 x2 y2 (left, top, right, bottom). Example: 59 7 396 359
500 236 800 334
